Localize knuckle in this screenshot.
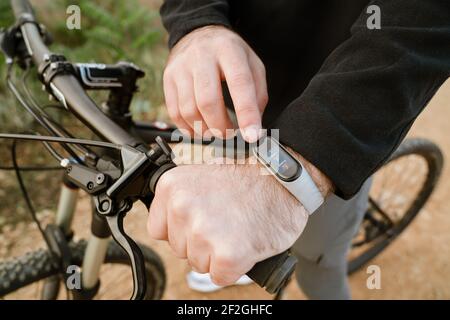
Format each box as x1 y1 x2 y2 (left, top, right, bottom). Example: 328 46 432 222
163 66 175 83
214 251 240 271
191 226 209 245
196 73 212 89
256 57 266 73
179 103 198 121
167 107 183 124
147 213 165 240
162 70 170 83
259 92 269 107
217 37 235 51
146 216 154 236
188 257 207 273
156 171 176 194
170 193 192 219
192 264 208 274
229 71 253 88
237 104 258 118
193 46 209 62
170 243 187 259
226 35 244 48
171 200 187 218
148 227 163 241
197 94 219 113
209 268 238 287
209 273 229 287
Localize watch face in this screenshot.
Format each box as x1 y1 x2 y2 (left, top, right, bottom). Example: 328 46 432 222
254 136 301 182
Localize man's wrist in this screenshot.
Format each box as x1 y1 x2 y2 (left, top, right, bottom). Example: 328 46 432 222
237 143 334 199
169 25 230 56
284 146 334 198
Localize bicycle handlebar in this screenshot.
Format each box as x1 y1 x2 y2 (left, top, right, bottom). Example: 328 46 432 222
10 0 296 296
11 0 143 147
10 0 32 19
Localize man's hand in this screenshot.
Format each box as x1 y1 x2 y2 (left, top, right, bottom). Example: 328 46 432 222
163 25 268 142
147 155 332 286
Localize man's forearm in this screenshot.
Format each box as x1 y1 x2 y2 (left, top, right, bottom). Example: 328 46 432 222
270 0 450 199
160 0 450 199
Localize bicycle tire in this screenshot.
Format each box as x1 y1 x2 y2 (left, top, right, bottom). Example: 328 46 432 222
0 239 166 299
347 138 444 274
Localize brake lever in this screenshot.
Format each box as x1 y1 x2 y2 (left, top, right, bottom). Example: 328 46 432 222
92 139 174 300
63 146 158 300
104 207 147 300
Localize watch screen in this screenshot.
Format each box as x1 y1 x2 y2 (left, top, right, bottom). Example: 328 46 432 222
254 137 301 182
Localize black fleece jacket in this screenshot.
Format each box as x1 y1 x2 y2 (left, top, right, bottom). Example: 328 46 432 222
160 0 450 199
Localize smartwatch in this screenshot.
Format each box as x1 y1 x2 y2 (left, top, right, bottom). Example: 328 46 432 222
252 136 324 214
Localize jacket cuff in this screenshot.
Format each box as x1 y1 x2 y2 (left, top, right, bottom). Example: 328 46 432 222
267 96 377 200
166 15 232 48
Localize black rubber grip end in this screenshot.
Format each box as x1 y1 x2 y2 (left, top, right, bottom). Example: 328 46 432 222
246 250 297 294
149 162 176 194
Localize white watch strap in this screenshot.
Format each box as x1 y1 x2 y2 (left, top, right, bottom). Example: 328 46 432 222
252 143 324 215
276 163 324 214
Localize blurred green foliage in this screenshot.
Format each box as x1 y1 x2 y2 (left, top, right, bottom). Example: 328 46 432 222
0 0 24 128
0 0 167 227
0 0 167 132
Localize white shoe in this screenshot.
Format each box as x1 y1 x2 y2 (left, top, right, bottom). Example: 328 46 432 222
186 271 253 293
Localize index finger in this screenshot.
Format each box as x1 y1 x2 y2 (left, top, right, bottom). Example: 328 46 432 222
219 48 262 143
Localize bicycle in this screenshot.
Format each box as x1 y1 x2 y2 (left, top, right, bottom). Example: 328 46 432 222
0 0 443 300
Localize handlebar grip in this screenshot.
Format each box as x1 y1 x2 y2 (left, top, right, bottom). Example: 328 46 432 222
11 0 35 19
246 250 297 294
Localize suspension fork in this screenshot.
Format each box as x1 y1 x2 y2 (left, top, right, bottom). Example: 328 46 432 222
55 176 79 235
44 175 112 299
80 202 111 293
41 176 79 299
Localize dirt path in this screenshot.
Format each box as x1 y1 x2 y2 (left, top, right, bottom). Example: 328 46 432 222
2 80 450 299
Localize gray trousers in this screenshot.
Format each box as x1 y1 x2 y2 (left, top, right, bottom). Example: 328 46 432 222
291 178 372 299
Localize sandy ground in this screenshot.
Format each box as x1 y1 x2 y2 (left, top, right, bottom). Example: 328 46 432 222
1 79 449 300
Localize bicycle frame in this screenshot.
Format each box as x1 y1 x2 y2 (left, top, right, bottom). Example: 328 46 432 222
3 0 298 299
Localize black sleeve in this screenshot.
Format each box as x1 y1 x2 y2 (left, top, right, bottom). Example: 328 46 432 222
269 0 450 199
160 0 231 48
159 0 450 199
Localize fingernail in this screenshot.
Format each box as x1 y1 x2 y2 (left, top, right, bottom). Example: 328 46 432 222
242 125 261 143
203 130 213 141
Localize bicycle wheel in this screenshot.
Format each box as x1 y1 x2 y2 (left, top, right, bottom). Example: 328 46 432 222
348 138 444 274
0 239 166 299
